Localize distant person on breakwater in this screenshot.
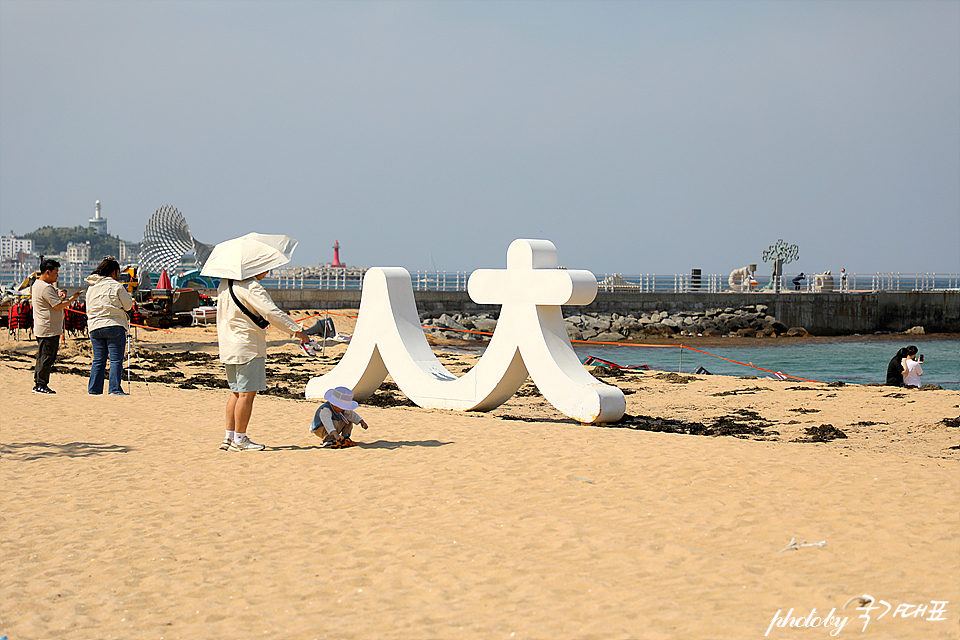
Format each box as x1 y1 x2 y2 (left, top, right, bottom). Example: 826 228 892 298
840 268 848 291
901 346 923 388
792 273 805 291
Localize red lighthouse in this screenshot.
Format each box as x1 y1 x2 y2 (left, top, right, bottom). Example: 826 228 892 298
331 240 345 267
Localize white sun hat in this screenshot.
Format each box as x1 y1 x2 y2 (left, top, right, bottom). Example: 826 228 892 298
200 232 299 280
324 386 359 411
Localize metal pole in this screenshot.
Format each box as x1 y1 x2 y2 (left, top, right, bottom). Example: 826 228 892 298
321 311 328 358
126 331 132 394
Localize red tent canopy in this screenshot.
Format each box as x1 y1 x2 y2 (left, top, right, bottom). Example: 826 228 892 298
156 269 172 290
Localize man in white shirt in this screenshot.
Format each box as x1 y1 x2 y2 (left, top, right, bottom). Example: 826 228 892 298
216 271 309 451
31 258 81 394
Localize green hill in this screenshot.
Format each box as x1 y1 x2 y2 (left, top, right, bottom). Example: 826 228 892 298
24 226 138 262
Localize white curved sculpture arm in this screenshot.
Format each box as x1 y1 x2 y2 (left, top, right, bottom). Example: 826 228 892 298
305 239 625 424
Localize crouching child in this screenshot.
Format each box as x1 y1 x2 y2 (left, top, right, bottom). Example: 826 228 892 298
310 386 369 448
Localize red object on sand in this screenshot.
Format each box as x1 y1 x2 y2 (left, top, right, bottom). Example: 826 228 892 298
156 269 172 289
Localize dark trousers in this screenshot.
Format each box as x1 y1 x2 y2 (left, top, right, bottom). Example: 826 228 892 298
34 335 61 388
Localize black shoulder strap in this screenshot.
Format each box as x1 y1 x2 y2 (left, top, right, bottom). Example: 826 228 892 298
228 279 270 329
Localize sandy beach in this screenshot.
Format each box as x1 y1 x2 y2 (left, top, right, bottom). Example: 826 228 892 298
1 315 958 639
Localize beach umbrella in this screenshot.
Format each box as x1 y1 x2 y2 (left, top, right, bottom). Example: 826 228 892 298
200 232 299 280
156 269 173 290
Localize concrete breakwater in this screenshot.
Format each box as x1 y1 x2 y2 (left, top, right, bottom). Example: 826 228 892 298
268 289 960 335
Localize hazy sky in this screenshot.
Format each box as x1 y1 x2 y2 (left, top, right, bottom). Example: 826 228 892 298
1 0 958 277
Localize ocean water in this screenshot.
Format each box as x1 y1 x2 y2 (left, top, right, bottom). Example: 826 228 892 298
571 339 960 390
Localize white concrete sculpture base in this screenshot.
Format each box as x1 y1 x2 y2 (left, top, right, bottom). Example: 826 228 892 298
305 239 626 424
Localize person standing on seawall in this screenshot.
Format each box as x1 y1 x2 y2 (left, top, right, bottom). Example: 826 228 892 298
85 257 135 396
216 271 309 451
31 258 82 394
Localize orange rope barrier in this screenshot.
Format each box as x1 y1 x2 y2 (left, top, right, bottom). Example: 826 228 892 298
65 306 361 336
66 306 190 334
677 344 823 384
63 306 826 384
422 325 826 384
295 310 359 323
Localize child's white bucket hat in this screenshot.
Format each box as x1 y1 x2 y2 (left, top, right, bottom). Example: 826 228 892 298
324 386 359 410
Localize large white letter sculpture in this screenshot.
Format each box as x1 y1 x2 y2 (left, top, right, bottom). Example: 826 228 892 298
304 239 626 424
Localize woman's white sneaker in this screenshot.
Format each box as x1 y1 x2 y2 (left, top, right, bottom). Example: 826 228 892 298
229 435 265 451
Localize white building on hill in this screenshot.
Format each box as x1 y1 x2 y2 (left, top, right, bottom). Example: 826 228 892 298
1 232 34 261
67 241 91 263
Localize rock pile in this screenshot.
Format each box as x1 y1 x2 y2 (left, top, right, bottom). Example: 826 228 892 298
420 305 809 342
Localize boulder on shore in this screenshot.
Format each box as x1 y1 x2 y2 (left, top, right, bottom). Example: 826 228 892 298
419 304 798 342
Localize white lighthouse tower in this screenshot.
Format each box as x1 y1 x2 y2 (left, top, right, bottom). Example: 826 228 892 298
89 200 108 236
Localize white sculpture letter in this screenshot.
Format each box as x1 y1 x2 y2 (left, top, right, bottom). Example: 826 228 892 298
305 239 626 424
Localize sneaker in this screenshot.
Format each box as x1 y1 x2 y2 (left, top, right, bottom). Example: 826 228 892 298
229 435 265 451
298 339 317 357
109 391 130 396
219 438 232 451
32 386 55 394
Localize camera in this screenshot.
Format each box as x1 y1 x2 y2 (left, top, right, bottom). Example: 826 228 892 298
917 354 924 363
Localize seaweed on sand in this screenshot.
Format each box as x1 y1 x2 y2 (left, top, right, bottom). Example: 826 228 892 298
607 409 775 439
791 424 848 443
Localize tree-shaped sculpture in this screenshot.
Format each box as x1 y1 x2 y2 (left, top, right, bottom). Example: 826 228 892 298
761 238 799 291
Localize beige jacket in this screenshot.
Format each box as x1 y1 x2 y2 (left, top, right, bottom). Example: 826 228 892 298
216 277 302 365
85 275 134 332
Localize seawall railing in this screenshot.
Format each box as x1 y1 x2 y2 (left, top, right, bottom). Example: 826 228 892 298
260 271 955 293
2 261 957 294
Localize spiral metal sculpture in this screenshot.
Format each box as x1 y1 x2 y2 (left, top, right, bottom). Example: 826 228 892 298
138 205 213 276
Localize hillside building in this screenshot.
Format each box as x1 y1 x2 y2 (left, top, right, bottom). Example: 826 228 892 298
1 232 34 261
67 241 92 263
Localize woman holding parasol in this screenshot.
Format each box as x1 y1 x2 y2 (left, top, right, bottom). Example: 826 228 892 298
201 233 309 451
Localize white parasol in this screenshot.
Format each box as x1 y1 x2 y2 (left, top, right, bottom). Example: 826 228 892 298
200 232 299 280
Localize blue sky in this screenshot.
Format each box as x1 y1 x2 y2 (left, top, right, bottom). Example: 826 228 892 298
1 0 957 277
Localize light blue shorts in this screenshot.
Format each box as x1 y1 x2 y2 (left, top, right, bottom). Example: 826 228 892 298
225 357 267 393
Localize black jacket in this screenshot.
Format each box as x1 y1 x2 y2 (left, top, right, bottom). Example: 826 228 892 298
885 354 904 386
